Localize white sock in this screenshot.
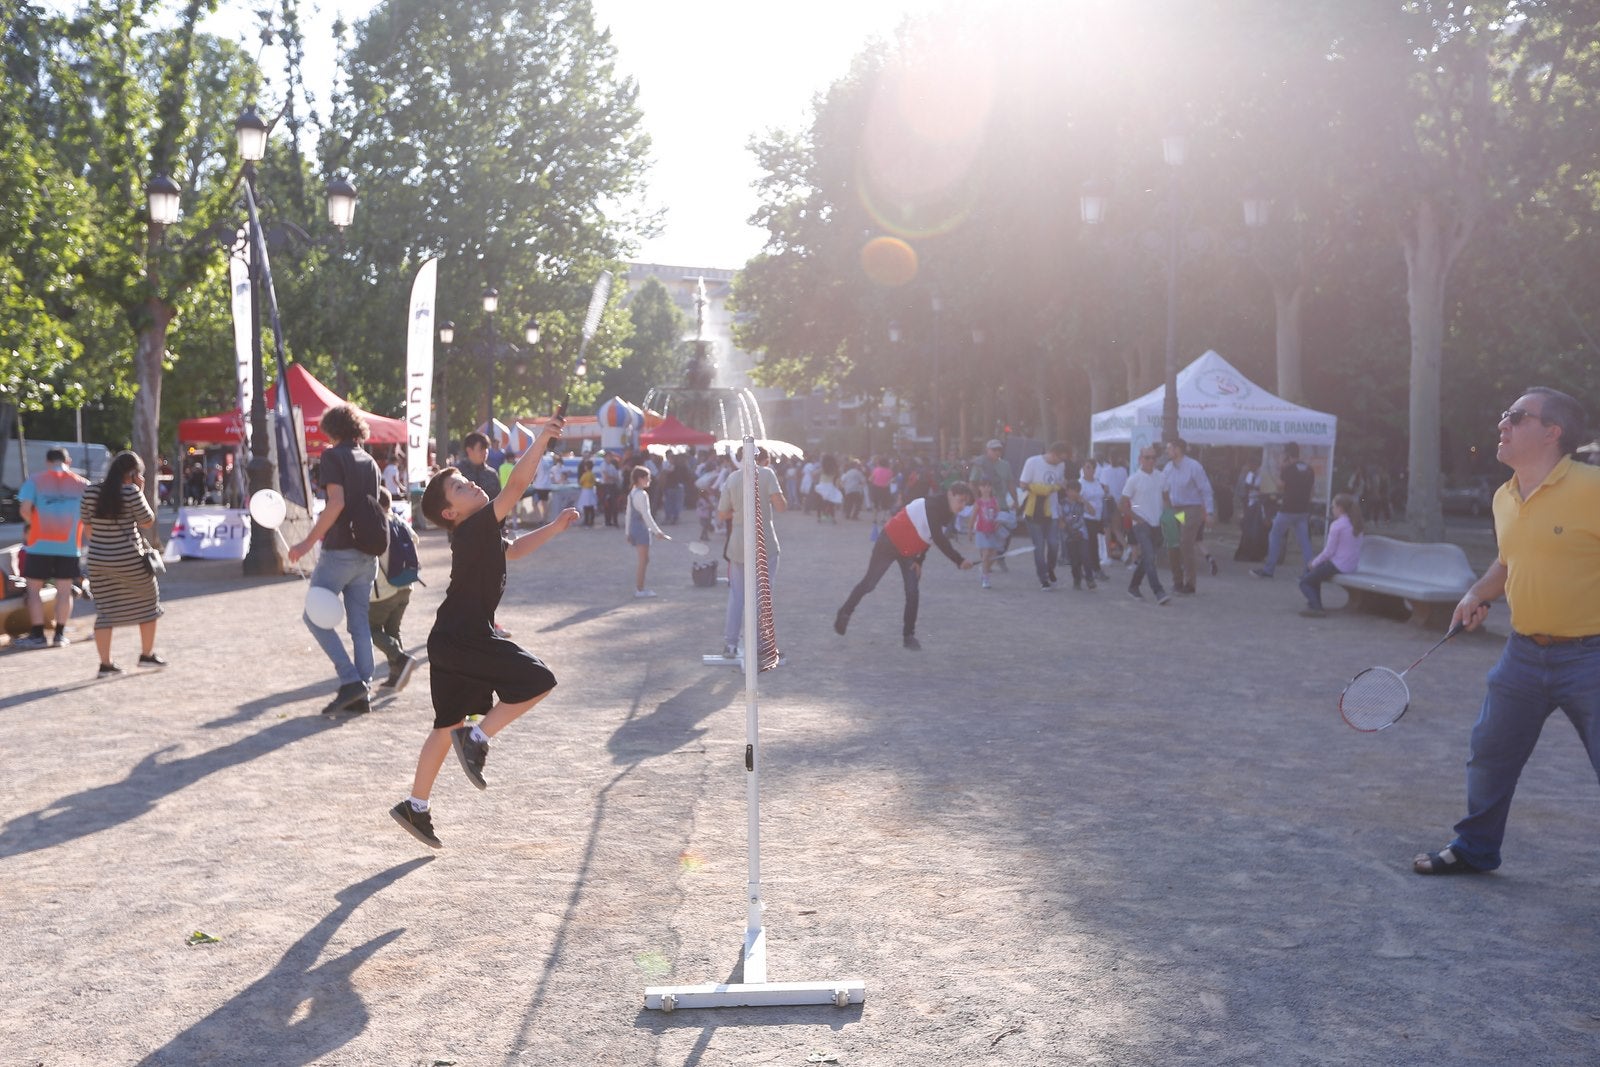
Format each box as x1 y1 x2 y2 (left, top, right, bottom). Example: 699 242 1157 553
408 796 429 812
470 725 489 745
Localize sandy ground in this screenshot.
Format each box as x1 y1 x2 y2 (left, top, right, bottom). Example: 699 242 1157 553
2 509 1598 1066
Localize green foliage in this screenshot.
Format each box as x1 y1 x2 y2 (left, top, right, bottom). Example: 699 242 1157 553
599 276 686 405
734 0 1600 466
308 0 653 424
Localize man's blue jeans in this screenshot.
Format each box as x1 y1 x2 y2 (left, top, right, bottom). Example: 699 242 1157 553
304 547 377 686
1026 516 1060 583
1260 510 1313 576
725 555 780 651
1449 634 1600 870
1129 521 1166 598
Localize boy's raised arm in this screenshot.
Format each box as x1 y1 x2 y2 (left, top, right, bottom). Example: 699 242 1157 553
495 418 564 522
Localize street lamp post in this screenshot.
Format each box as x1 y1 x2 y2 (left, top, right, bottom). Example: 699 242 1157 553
1077 129 1185 446
1159 130 1185 445
524 318 544 415
437 320 454 461
229 104 357 575
481 287 499 434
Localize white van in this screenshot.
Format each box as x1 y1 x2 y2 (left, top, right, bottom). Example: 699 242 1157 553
2 439 112 489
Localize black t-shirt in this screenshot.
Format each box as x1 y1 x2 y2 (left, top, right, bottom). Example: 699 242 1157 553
319 442 380 551
1280 460 1315 513
432 504 509 638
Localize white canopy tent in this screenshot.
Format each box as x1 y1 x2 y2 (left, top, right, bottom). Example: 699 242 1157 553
1090 350 1339 510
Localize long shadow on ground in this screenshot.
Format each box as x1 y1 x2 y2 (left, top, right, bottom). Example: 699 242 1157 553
0 714 343 858
134 858 431 1067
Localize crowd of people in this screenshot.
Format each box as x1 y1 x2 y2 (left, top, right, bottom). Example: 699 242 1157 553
11 384 1600 881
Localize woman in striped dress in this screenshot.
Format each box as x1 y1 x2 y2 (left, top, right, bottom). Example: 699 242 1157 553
79 451 165 677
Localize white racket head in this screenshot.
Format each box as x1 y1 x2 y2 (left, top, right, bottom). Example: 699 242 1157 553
1340 666 1411 732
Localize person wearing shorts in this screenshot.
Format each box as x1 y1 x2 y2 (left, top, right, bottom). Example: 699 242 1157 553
16 448 88 649
390 415 576 849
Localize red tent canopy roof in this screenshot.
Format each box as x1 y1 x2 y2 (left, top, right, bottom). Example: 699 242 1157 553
639 413 716 446
177 364 407 453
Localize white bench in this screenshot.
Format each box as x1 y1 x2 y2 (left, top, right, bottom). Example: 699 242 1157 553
1330 534 1478 627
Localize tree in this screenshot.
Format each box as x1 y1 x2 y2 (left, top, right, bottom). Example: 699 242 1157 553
1340 1 1600 538
600 276 685 406
315 0 654 432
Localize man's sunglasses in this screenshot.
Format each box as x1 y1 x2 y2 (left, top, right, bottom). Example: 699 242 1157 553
1501 408 1550 426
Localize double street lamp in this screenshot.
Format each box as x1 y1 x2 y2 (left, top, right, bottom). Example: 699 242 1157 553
144 103 357 576
1080 130 1288 443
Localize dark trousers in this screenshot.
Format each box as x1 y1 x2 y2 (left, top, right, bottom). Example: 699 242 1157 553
839 536 921 637
1298 560 1340 611
600 484 621 526
368 589 411 669
1130 521 1167 597
1026 516 1059 583
1063 537 1089 584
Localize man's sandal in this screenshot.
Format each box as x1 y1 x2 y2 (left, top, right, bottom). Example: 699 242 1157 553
1412 847 1487 876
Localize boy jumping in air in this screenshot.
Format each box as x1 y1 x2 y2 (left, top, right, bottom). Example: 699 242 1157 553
390 417 576 848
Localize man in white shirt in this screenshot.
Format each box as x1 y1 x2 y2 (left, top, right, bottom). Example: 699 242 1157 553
1161 438 1215 594
1017 441 1070 590
1120 447 1171 604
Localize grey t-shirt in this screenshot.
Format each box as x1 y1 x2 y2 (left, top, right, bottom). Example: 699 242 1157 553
717 465 782 565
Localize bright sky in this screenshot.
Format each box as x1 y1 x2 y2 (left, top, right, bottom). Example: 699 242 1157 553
194 0 951 269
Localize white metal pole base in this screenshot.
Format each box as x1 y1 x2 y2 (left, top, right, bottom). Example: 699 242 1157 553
646 925 865 1011
644 979 865 1012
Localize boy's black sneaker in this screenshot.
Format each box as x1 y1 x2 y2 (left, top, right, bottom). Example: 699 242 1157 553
389 801 442 848
451 726 489 790
97 663 124 679
137 653 167 669
381 655 419 692
902 635 921 651
322 681 370 715
833 610 850 636
1127 586 1143 600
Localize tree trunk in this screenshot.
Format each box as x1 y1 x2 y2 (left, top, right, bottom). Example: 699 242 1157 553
133 297 176 510
1403 198 1450 542
1273 278 1304 404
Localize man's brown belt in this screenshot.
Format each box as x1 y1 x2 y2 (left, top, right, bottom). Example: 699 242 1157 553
1519 632 1599 647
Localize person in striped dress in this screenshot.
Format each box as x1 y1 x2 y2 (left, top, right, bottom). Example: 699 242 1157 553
78 451 165 677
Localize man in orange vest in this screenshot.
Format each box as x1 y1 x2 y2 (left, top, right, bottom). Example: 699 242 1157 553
833 482 975 650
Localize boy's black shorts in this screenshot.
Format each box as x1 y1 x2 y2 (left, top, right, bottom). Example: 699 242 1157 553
427 630 556 729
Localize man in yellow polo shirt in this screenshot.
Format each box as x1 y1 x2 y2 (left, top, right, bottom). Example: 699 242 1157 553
1414 387 1600 875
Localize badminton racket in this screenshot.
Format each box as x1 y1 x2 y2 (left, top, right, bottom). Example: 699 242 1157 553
1339 619 1470 732
573 269 612 380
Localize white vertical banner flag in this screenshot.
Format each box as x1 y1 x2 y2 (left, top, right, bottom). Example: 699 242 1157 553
405 257 440 487
229 229 253 449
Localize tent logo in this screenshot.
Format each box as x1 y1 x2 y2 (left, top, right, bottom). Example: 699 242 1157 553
1197 371 1250 400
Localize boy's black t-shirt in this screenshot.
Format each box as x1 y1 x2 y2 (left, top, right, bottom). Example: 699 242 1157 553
432 504 508 638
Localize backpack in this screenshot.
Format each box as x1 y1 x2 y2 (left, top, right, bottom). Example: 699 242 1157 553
380 517 422 586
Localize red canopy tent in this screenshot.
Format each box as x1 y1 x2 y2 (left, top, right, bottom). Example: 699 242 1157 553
177 364 407 455
639 414 716 447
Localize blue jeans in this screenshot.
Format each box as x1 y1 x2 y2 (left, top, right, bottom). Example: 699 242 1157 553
1026 516 1060 583
664 484 684 525
304 548 377 686
1298 560 1340 610
1260 510 1313 576
725 555 780 650
1129 521 1166 597
1448 634 1600 870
